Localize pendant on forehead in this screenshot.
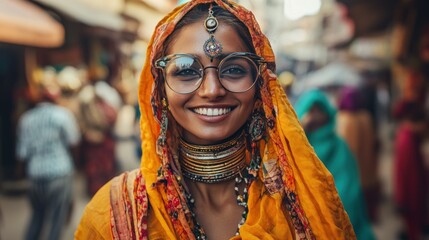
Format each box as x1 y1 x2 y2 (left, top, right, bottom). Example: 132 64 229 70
203 7 222 61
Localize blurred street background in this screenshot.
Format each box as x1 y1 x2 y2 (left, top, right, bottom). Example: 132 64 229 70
1 0 428 239
0 122 420 240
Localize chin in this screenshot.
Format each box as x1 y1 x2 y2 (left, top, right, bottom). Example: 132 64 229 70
186 127 244 145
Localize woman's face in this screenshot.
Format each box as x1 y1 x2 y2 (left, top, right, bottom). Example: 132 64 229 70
300 104 329 133
164 21 256 145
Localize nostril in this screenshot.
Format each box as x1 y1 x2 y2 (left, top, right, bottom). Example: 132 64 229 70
199 74 227 96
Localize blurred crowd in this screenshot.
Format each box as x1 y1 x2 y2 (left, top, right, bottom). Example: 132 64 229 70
12 64 142 239
48 64 141 190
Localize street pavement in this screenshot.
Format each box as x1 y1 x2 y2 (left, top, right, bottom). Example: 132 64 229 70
0 171 90 240
0 122 413 240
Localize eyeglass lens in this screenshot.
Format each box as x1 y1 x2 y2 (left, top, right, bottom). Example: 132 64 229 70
163 55 258 93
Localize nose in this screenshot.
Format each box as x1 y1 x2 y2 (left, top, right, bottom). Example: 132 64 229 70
197 66 227 98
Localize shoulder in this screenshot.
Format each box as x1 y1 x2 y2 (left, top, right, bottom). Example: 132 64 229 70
75 181 113 239
75 169 146 239
51 106 78 127
18 109 35 125
336 111 356 120
52 105 75 118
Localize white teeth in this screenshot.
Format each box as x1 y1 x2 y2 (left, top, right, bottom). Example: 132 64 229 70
193 107 232 116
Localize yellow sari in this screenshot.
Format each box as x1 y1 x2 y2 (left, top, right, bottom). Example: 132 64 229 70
75 0 355 239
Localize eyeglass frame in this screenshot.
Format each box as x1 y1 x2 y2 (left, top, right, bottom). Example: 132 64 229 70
154 52 266 94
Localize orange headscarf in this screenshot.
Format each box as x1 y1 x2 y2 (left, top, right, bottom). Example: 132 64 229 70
76 1 355 239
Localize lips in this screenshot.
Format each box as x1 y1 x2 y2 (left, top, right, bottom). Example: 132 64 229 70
192 107 233 116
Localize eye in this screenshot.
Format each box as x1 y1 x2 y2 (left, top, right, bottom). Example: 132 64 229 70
175 68 200 76
171 67 201 82
220 64 247 78
167 56 202 80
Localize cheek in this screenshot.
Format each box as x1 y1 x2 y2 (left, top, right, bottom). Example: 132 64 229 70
244 98 255 114
241 92 257 117
165 88 187 119
165 82 177 104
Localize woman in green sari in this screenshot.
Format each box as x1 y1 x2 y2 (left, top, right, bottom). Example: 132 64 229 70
294 89 375 240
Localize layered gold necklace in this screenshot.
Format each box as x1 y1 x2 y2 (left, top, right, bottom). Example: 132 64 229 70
179 131 247 183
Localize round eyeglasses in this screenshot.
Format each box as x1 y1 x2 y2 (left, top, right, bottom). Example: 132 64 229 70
155 52 265 94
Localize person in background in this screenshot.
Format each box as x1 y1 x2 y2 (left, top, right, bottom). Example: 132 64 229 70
112 69 141 172
392 99 428 240
78 65 120 196
76 1 355 239
294 89 375 240
56 66 86 169
16 68 80 240
113 103 140 172
336 86 381 222
134 102 142 160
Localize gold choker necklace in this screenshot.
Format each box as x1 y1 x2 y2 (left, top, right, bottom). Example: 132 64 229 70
179 131 247 183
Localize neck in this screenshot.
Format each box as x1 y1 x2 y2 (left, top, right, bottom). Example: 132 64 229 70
179 130 247 183
186 178 237 205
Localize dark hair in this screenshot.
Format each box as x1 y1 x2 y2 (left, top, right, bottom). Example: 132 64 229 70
162 3 254 56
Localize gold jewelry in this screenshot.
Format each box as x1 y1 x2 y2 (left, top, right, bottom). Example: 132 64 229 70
156 98 168 156
203 5 222 61
179 131 246 183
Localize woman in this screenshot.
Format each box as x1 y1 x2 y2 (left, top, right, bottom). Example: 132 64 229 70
392 99 428 240
76 1 354 239
78 79 118 196
16 71 80 240
294 89 375 240
336 86 380 221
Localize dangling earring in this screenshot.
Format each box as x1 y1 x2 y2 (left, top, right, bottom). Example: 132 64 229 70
156 98 168 156
247 107 266 178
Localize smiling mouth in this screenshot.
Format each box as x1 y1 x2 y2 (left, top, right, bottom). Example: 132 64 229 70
192 107 233 116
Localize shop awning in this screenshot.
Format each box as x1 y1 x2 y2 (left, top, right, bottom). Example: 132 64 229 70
0 0 64 48
34 0 125 31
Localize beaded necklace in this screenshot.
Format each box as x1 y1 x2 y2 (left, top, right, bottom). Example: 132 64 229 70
183 171 252 239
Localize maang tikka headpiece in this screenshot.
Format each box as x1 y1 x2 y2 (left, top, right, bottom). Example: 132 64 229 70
203 5 223 61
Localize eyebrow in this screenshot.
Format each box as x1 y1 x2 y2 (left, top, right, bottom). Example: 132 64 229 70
215 53 231 60
166 51 243 62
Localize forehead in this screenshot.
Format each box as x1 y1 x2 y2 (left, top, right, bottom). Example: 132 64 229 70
166 21 249 60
